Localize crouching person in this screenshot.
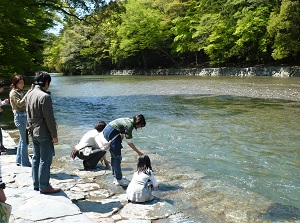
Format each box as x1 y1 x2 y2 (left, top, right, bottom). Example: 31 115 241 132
127 155 159 203
70 121 110 170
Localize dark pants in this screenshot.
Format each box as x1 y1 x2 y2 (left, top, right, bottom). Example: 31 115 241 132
0 127 3 147
77 148 106 168
103 125 123 180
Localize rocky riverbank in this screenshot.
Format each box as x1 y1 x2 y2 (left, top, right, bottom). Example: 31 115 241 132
3 129 298 223
1 129 191 223
103 66 300 77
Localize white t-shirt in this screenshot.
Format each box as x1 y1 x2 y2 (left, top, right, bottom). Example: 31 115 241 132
75 129 101 149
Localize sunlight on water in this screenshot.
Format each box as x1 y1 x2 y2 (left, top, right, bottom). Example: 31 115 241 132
49 74 300 222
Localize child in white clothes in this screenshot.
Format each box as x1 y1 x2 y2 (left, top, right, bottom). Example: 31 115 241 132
126 155 159 203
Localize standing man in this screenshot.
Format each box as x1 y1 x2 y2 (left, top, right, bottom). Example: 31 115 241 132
26 71 60 194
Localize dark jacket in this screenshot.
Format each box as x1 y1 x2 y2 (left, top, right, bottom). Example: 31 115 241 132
26 85 57 139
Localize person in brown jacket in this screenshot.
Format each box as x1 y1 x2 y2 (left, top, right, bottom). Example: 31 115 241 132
9 75 32 166
26 71 60 194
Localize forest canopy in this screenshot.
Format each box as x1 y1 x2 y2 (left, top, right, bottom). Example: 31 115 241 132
1 0 300 77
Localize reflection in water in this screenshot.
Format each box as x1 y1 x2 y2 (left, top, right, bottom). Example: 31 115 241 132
36 75 300 221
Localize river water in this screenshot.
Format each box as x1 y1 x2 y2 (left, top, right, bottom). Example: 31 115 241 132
5 74 300 222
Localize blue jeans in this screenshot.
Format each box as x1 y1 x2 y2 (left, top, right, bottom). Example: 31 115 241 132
31 136 54 191
110 150 123 180
14 111 31 166
103 125 123 180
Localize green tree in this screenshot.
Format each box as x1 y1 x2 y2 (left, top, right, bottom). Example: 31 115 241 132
171 0 222 65
0 0 53 77
115 0 175 68
0 0 104 77
268 0 300 61
232 2 272 63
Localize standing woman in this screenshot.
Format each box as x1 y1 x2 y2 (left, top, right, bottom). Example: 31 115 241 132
9 75 31 167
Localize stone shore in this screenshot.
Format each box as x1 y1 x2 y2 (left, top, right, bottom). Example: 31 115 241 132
1 130 191 223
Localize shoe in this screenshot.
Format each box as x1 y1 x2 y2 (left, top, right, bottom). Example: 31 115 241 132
34 188 39 191
0 146 6 152
83 165 97 171
16 163 21 166
113 177 129 186
40 187 61 194
83 161 97 171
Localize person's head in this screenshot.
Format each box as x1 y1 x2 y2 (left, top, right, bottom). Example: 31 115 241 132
133 114 146 129
95 121 106 132
137 154 152 173
10 75 25 91
34 71 51 89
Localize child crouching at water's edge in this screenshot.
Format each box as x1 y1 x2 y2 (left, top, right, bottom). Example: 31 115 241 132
126 155 159 203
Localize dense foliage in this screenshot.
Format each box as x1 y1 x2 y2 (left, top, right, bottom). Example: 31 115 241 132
1 0 300 76
0 0 104 78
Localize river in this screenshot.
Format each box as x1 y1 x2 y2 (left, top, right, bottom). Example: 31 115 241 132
3 74 300 222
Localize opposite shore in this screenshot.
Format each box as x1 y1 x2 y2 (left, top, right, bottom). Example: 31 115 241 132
100 66 300 77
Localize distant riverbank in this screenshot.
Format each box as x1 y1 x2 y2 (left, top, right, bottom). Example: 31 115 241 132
101 65 300 77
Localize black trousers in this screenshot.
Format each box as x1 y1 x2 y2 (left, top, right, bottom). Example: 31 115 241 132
77 149 106 168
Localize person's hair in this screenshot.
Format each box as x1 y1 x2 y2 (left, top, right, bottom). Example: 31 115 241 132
34 71 51 87
133 114 146 129
10 75 24 91
137 154 152 174
95 121 106 132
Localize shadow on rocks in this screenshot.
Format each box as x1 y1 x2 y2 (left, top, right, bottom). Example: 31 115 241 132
77 200 122 214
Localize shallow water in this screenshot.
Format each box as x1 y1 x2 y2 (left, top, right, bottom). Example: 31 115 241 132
5 74 300 222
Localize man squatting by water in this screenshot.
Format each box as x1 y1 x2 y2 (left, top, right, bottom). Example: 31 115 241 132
70 121 110 170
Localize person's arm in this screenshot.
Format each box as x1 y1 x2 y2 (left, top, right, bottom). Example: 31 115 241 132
9 90 25 108
0 99 8 106
127 142 144 156
102 155 110 168
43 95 58 142
150 172 159 189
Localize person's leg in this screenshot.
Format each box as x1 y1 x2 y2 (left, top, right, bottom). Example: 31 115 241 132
103 125 123 180
18 113 30 166
31 137 40 190
84 150 106 168
13 112 21 164
38 137 54 191
110 150 122 180
109 133 123 180
0 126 4 148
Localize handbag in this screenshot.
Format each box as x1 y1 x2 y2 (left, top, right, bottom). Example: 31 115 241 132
96 132 119 151
0 201 12 223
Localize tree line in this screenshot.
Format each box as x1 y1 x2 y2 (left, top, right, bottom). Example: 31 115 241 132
1 0 300 77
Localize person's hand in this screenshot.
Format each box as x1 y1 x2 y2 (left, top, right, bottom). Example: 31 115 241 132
52 138 58 144
4 99 9 104
70 147 79 159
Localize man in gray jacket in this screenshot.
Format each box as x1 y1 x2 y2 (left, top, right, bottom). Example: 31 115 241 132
26 71 60 194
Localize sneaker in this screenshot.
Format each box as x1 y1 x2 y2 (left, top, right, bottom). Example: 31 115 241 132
113 177 129 186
